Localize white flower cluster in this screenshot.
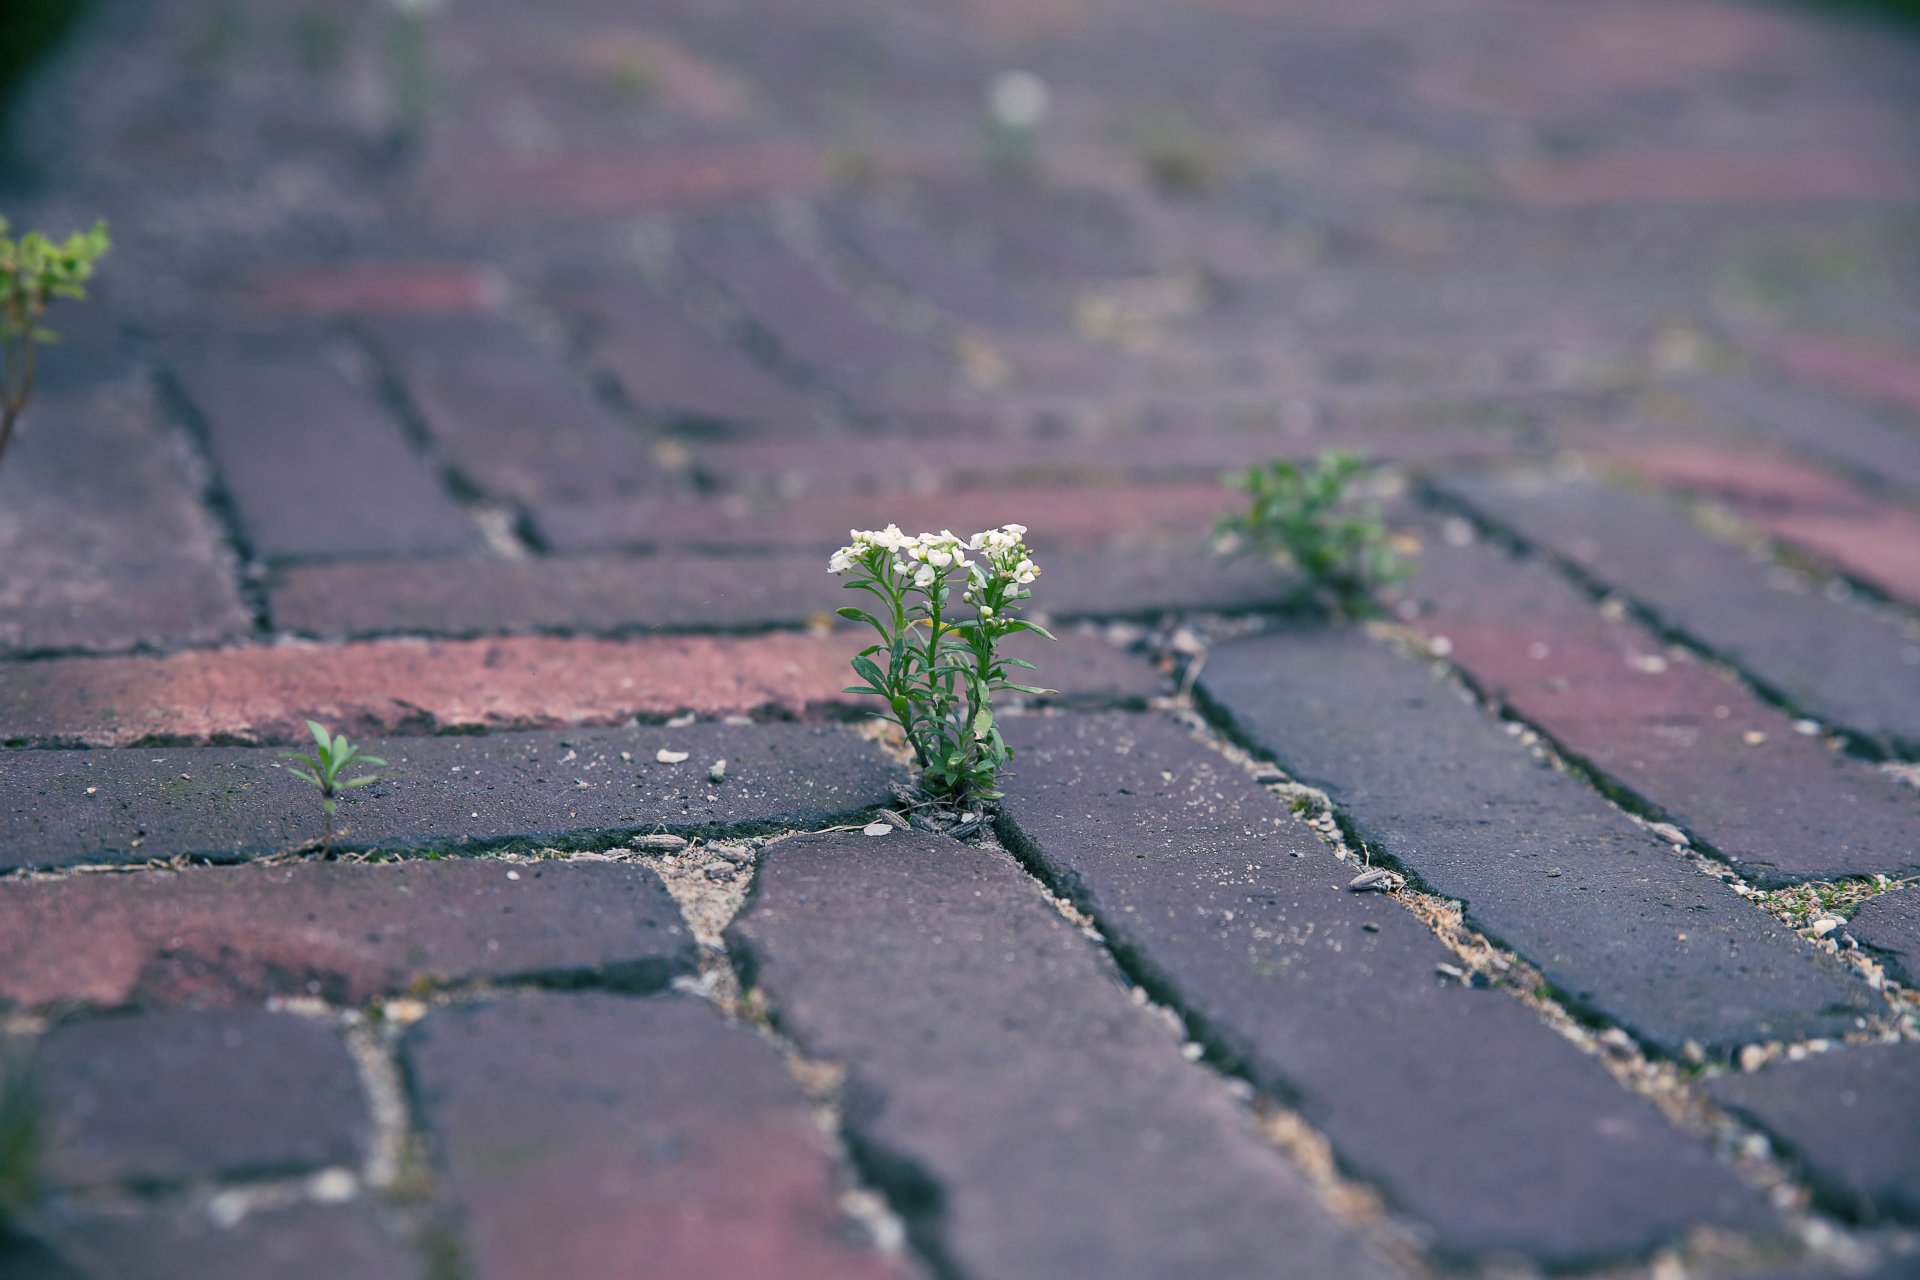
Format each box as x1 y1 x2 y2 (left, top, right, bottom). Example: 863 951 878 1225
829 524 1039 590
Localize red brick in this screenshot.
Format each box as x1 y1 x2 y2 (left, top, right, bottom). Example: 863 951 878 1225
1502 152 1918 207
533 481 1235 553
1604 441 1863 510
406 994 905 1280
231 264 503 316
0 629 1150 747
1763 335 1920 422
0 860 692 1011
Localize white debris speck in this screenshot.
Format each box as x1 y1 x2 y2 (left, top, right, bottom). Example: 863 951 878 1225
862 821 894 837
656 749 690 764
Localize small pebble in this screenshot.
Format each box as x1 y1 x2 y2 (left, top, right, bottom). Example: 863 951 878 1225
1347 867 1404 893
666 713 696 728
1811 916 1844 938
629 833 688 851
862 821 893 837
708 759 728 783
1598 1028 1636 1057
1739 1044 1771 1073
703 861 737 882
655 749 690 764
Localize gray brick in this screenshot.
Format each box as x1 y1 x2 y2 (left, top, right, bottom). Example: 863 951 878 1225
0 722 900 869
1001 711 1777 1266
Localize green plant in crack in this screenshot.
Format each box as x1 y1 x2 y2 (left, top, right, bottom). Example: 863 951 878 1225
0 216 109 471
1214 450 1414 615
832 524 1054 805
281 720 386 852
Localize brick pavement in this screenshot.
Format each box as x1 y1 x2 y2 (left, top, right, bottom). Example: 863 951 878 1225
3 0 1919 1277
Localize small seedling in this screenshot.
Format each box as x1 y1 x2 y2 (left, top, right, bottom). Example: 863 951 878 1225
0 217 109 470
385 0 444 148
280 720 386 851
1215 450 1413 615
832 524 1053 805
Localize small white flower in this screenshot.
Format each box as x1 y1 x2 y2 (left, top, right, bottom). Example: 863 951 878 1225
987 70 1050 130
914 565 937 588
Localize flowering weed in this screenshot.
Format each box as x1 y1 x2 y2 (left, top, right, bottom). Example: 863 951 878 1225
1215 451 1413 615
832 524 1052 803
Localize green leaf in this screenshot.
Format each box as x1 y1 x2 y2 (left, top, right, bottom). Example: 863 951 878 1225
842 685 883 696
307 720 332 753
340 775 382 789
285 766 323 788
850 654 887 692
357 755 386 768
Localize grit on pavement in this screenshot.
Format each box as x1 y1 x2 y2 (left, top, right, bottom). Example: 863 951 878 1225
2 0 1920 1277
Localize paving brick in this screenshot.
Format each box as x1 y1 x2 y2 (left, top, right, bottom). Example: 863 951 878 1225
0 630 1155 747
32 1009 367 1186
678 225 953 408
531 480 1233 554
830 204 1059 332
1765 335 1920 424
543 279 820 435
406 993 904 1280
695 424 1517 494
432 144 829 217
0 385 250 657
0 722 900 869
729 830 1398 1280
169 338 479 560
1436 472 1920 752
1407 523 1919 885
1502 152 1919 207
1676 376 1920 501
0 859 692 1011
360 314 661 503
1199 629 1875 1054
233 263 502 316
269 548 1285 638
1000 711 1775 1265
1709 1044 1920 1223
1606 441 1920 605
46 1204 423 1280
1850 890 1920 986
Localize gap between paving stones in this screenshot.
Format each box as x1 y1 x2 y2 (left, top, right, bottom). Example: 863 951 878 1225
994 703 1887 1275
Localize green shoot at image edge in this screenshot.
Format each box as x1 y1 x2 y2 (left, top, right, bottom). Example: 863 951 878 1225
0 217 110 469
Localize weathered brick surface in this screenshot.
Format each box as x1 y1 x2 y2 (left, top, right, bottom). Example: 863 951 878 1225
360 314 662 502
234 263 501 317
0 722 899 869
1000 711 1775 1265
1502 152 1920 207
730 831 1398 1280
432 144 829 217
46 1204 424 1280
1199 630 1874 1054
1850 890 1920 987
531 480 1232 554
542 280 820 435
1709 1044 1920 1223
0 386 250 657
831 204 1059 332
406 993 905 1280
1679 376 1920 501
32 1009 367 1186
678 225 953 407
1764 335 1920 424
0 860 692 1010
1408 523 1919 885
1437 472 1920 751
169 339 479 560
1608 441 1920 605
269 549 1285 638
0 630 1155 747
